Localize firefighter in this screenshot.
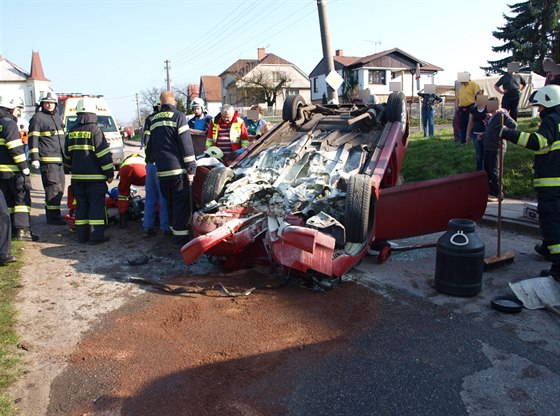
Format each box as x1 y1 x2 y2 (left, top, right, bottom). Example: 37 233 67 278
188 98 212 135
116 153 146 228
142 99 170 236
149 91 196 246
0 94 39 241
498 84 560 280
28 92 66 225
63 97 114 244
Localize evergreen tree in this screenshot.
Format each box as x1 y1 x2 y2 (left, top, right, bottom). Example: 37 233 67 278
481 0 560 76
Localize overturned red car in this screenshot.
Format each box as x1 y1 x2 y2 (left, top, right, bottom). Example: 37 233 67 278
182 93 488 278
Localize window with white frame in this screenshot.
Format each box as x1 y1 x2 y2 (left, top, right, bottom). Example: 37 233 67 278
313 77 318 93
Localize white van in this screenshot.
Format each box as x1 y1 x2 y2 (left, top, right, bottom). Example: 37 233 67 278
57 94 125 166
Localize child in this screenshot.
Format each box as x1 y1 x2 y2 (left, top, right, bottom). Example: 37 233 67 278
483 97 517 202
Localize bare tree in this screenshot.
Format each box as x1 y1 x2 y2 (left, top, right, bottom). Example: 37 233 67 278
140 87 163 118
235 68 291 108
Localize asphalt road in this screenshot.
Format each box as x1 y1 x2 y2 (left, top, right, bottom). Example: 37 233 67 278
120 140 560 415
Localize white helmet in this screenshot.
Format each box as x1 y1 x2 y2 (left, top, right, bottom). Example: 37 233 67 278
40 92 58 105
0 94 24 110
529 85 560 108
191 97 205 110
205 146 224 159
76 96 97 113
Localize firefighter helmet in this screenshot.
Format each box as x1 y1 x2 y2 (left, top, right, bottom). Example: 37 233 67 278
0 94 24 110
76 97 97 113
40 92 58 105
529 85 560 108
205 146 224 159
191 97 205 110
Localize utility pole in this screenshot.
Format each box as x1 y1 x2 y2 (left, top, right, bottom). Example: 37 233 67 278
135 93 141 129
316 0 338 104
164 60 171 91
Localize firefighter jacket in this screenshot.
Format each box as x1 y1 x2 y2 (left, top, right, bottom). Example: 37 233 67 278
28 109 65 164
206 111 249 151
143 111 157 163
148 104 196 178
0 108 28 179
64 112 114 182
503 106 560 189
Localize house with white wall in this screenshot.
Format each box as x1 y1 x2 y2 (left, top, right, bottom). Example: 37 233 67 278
220 48 310 112
309 48 443 104
199 75 222 117
0 51 53 126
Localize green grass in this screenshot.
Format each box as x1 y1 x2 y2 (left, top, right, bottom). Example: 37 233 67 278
0 242 24 416
401 117 540 199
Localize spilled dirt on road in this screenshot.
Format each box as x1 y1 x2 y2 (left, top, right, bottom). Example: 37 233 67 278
47 271 379 415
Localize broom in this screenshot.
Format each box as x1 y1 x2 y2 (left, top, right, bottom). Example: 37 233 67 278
484 113 515 270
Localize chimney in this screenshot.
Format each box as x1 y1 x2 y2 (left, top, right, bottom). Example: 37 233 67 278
335 49 344 57
258 47 266 61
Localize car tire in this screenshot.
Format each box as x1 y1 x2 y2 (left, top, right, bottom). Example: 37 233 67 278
200 166 234 206
386 91 407 124
344 174 373 243
282 94 306 122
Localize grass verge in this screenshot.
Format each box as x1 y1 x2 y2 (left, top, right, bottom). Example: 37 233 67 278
402 117 540 199
0 241 24 416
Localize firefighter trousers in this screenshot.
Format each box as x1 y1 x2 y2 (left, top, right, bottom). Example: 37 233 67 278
0 190 12 259
72 181 107 243
160 174 192 243
538 188 560 274
0 174 31 231
40 163 65 222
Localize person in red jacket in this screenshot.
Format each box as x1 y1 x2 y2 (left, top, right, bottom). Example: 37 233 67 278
116 153 146 228
206 104 249 161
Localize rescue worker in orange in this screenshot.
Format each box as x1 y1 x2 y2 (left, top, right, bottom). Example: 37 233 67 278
116 153 146 228
206 104 249 162
19 124 29 158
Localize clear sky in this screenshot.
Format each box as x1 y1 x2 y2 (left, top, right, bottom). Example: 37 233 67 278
0 0 513 124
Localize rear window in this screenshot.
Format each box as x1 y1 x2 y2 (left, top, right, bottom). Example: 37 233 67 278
65 115 118 133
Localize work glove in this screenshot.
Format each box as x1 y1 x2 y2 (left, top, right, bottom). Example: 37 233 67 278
31 161 40 170
500 127 520 143
22 168 30 176
187 173 195 184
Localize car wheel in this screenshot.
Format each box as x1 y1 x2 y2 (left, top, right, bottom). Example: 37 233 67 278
282 94 306 122
386 91 407 124
344 174 373 243
200 166 234 206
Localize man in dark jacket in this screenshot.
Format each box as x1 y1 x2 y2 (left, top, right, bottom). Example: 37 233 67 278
64 97 114 244
0 94 38 242
497 84 560 280
148 91 196 246
28 92 66 225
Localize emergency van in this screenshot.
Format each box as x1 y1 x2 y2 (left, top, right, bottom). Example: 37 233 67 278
57 94 125 166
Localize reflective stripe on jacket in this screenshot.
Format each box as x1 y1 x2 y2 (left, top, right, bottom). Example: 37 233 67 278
0 108 28 179
64 112 114 182
206 112 249 151
148 104 196 177
28 110 65 164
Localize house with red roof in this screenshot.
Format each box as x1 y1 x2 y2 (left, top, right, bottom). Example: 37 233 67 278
0 51 54 124
219 48 310 112
199 75 222 117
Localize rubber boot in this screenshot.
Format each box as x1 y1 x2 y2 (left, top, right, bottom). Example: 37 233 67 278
13 229 39 242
